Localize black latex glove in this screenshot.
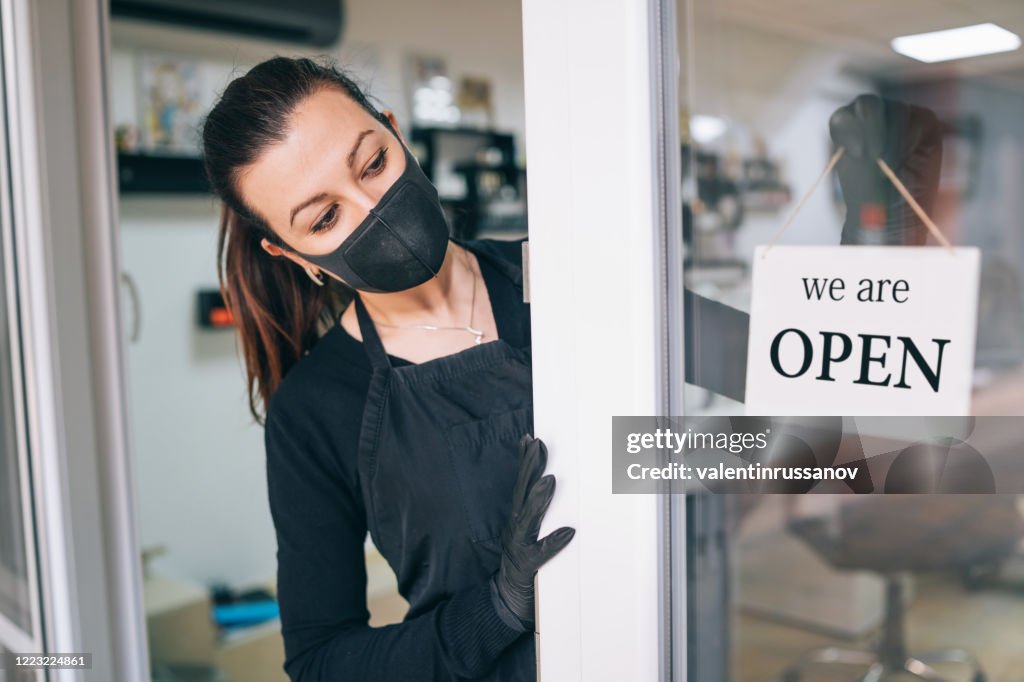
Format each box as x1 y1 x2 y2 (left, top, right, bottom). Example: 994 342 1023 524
490 434 575 629
828 94 944 246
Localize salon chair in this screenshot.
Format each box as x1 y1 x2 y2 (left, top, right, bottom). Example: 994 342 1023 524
780 495 1024 682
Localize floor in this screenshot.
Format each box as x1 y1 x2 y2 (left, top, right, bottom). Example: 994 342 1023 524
735 563 1024 682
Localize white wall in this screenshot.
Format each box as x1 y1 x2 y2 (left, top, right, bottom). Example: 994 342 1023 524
112 0 526 588
119 198 273 588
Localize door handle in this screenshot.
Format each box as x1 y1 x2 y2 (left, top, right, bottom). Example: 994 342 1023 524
120 271 141 343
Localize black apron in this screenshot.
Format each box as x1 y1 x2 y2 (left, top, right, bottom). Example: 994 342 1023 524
353 239 536 681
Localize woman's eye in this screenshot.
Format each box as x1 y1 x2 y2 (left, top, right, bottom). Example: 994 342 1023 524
364 147 388 178
311 204 339 234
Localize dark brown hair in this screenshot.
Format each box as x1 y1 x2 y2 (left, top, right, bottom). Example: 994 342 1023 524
201 56 390 424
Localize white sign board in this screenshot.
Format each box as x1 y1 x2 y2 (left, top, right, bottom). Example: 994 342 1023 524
744 245 980 416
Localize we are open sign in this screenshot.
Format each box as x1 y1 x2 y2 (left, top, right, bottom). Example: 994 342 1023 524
744 245 981 416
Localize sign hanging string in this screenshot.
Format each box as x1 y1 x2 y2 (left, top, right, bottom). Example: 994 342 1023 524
763 146 954 255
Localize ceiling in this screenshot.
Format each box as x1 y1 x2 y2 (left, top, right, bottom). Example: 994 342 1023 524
679 0 1024 130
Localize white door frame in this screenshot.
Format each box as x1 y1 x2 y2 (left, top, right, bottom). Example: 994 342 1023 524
0 0 44 659
2 1 81 674
522 1 685 679
1 0 148 679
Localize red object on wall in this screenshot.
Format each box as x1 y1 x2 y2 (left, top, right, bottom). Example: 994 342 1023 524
210 307 234 327
198 289 235 329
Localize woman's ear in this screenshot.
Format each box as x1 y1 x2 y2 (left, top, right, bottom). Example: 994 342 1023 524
260 237 285 257
261 238 322 276
261 238 304 267
382 109 408 148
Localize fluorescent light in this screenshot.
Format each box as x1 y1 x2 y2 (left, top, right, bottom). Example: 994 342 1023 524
690 115 727 144
891 23 1021 63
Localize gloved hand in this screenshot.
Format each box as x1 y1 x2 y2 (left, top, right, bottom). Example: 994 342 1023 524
828 94 944 246
490 434 575 629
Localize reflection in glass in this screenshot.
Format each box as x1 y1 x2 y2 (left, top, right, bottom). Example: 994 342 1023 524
676 1 1024 680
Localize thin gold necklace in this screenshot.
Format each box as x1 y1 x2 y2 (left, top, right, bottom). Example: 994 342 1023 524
369 247 484 345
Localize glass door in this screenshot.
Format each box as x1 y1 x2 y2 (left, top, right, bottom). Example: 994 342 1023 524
672 0 1024 680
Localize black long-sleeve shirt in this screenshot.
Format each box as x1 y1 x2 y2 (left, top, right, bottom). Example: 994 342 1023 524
264 237 751 681
264 239 531 681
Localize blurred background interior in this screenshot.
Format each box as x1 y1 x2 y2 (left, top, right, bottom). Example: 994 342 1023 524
83 0 1024 680
677 1 1024 682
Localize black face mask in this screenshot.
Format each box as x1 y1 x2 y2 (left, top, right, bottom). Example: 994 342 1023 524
292 140 450 293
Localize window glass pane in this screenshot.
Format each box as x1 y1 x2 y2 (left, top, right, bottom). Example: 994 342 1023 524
674 1 1024 680
0 183 29 632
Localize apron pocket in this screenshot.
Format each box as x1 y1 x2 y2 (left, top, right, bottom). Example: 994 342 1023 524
445 406 534 547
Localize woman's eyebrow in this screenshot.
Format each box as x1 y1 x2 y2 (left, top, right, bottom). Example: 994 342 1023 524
346 129 375 168
289 192 328 229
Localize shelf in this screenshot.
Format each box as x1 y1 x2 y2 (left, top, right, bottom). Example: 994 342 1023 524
408 125 512 138
117 152 210 194
451 161 525 174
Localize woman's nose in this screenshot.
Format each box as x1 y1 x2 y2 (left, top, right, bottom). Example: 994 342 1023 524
348 185 386 220
350 191 376 215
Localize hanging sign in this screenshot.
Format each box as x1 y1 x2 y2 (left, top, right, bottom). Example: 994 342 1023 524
744 245 980 416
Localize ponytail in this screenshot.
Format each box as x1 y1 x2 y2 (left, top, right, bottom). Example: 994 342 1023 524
216 202 350 424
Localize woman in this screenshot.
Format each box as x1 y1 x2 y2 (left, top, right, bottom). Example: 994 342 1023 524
202 56 573 681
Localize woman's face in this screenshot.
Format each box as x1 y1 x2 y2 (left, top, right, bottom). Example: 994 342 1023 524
237 87 407 269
